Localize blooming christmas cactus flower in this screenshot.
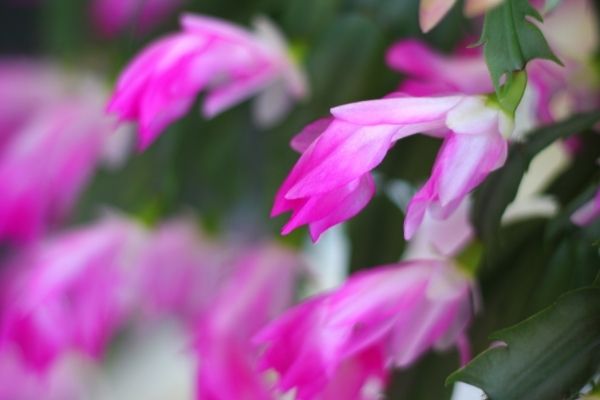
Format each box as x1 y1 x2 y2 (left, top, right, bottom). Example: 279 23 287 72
195 243 301 400
419 0 503 33
91 0 182 38
273 95 511 241
254 259 474 399
0 61 131 244
108 14 309 149
0 215 147 372
571 188 600 226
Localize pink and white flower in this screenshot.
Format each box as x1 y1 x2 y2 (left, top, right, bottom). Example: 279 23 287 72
0 215 146 372
255 259 474 399
195 243 301 400
91 0 182 38
108 13 309 149
273 95 511 241
0 61 131 244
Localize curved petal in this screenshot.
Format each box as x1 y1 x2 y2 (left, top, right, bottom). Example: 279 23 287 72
331 96 463 126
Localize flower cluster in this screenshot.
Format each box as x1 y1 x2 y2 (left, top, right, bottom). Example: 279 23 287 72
0 0 598 398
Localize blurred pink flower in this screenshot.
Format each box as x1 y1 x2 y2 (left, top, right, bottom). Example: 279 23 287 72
419 0 502 33
571 188 600 226
534 0 600 122
255 260 474 399
0 61 131 244
108 14 309 149
195 243 301 400
136 219 232 325
0 349 88 400
386 39 492 97
0 216 146 372
273 95 510 241
91 0 181 38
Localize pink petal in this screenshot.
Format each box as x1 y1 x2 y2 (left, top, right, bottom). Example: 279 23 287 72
404 132 507 240
571 188 600 226
436 132 507 206
290 117 334 153
285 123 397 198
202 64 277 118
331 96 463 126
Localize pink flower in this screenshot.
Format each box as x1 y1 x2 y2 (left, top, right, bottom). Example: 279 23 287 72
255 260 474 399
386 38 558 129
108 14 309 149
571 188 600 226
136 219 232 325
0 216 146 371
195 243 301 400
273 95 510 241
386 39 492 97
420 0 503 33
0 349 87 400
91 0 181 38
0 61 130 244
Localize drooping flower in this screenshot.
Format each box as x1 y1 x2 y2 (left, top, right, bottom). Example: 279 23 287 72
91 0 182 38
195 243 301 400
108 13 309 149
255 259 474 399
273 95 511 241
571 188 600 226
0 215 147 372
0 61 131 244
419 0 503 33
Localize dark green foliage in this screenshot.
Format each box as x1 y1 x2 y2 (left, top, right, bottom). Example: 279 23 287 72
478 0 561 92
448 287 600 400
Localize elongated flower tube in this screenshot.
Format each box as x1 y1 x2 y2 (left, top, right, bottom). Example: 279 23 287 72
108 14 308 149
571 188 600 226
273 95 510 241
91 0 181 37
195 243 301 400
0 61 131 244
0 216 146 372
255 260 474 399
419 0 502 32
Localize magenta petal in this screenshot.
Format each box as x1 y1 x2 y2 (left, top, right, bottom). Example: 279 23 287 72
290 117 334 153
280 174 375 242
306 174 376 242
285 123 397 198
